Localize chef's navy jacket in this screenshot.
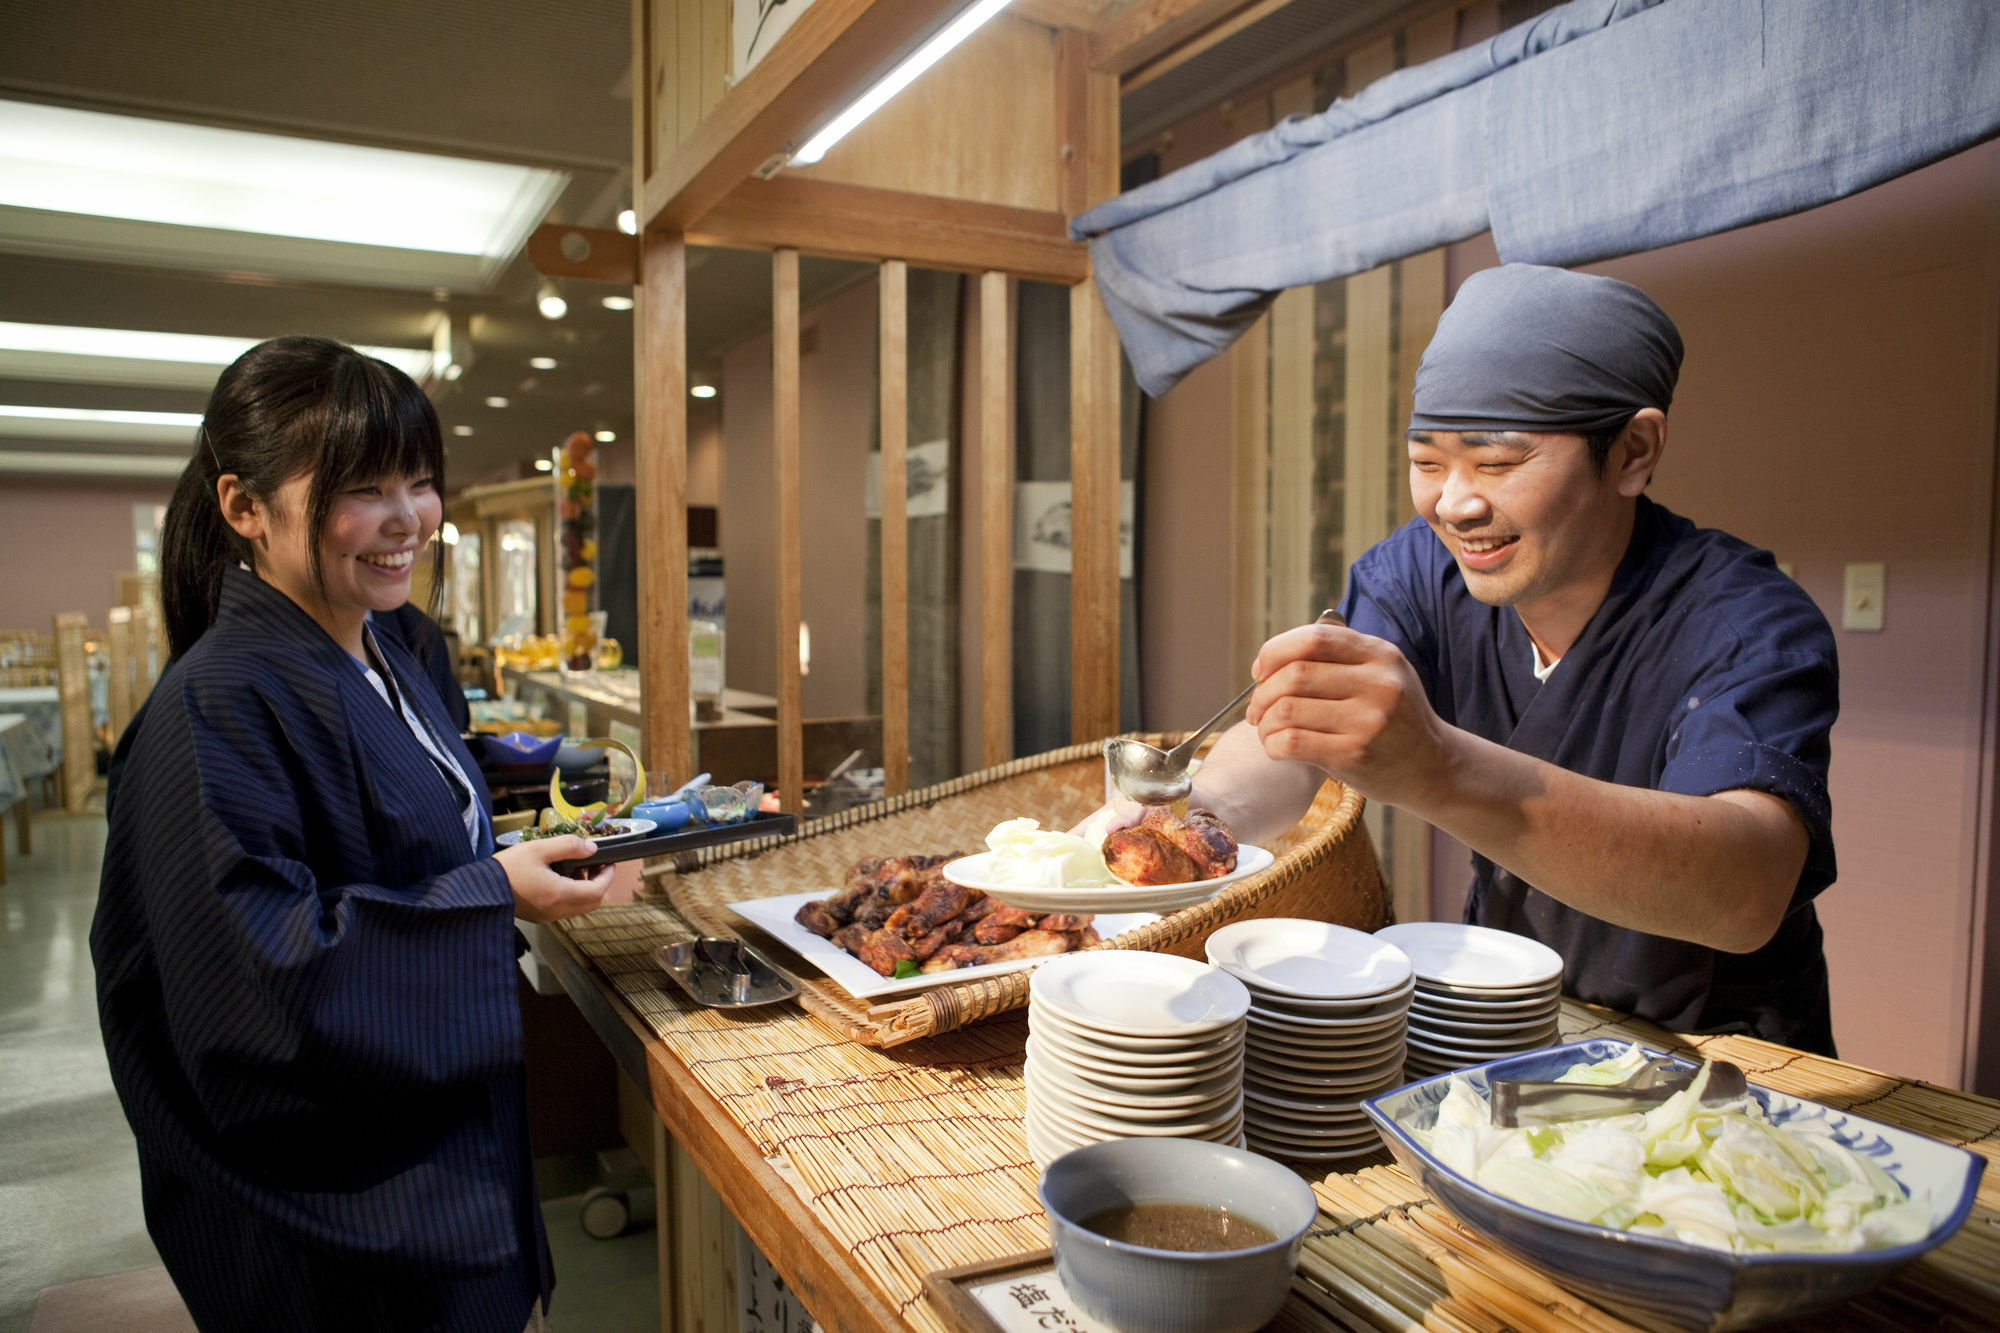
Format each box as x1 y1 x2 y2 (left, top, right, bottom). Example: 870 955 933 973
91 565 552 1332
1340 497 1840 1055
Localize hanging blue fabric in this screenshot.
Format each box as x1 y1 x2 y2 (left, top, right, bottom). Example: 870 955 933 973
1072 0 2000 396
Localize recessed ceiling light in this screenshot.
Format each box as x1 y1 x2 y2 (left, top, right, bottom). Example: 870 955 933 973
452 424 474 437
485 396 508 409
601 295 634 312
534 458 553 472
529 356 558 370
0 100 565 289
616 209 637 235
537 280 567 320
442 362 464 380
690 384 717 399
0 320 434 386
594 429 615 443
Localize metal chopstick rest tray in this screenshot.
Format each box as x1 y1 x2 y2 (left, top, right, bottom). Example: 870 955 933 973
654 936 801 1008
550 811 797 871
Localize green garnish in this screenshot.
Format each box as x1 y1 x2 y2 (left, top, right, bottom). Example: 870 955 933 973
892 960 922 979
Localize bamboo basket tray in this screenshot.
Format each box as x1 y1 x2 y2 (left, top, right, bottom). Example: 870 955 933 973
642 735 1387 1047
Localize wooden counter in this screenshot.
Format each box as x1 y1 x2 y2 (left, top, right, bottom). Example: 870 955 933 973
536 905 2000 1333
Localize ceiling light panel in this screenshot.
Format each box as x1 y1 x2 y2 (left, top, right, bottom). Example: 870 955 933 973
0 403 203 446
0 320 434 388
0 100 567 291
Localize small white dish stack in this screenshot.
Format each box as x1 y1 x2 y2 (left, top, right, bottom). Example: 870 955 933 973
1373 922 1565 1078
1023 951 1251 1169
1204 919 1414 1163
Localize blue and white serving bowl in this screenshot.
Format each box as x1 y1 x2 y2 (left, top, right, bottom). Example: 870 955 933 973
1362 1040 1984 1331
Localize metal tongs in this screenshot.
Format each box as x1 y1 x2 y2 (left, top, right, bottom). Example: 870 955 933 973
653 936 801 1009
1490 1055 1749 1128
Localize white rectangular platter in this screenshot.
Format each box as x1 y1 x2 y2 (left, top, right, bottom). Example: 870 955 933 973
727 889 1160 1001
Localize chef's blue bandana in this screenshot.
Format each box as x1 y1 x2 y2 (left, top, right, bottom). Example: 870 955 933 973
1410 264 1684 437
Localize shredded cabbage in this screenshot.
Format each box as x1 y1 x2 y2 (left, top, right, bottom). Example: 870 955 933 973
982 818 1120 888
1411 1044 1930 1254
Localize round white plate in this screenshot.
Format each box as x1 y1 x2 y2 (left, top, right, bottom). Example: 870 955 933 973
1024 1040 1240 1088
1206 919 1414 1000
1404 1025 1560 1058
1031 1002 1248 1052
1028 1015 1246 1075
1027 1049 1242 1116
1246 1003 1408 1034
1240 1115 1380 1146
944 844 1276 914
1244 1053 1406 1093
1243 1025 1406 1061
1030 1083 1244 1140
1244 979 1415 1016
1416 978 1565 1003
1243 1083 1398 1116
1406 1008 1562 1039
1244 1132 1383 1161
496 817 655 848
1376 922 1563 990
1410 990 1562 1021
1029 951 1250 1036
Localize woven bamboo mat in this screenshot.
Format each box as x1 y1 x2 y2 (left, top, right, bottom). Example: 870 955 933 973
553 903 2000 1332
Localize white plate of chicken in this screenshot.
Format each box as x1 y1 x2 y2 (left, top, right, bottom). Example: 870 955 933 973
728 852 1158 999
943 805 1275 914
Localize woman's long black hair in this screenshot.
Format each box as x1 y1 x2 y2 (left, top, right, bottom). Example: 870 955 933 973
160 336 446 659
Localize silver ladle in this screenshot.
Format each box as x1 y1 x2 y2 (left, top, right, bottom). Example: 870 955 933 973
1104 609 1346 807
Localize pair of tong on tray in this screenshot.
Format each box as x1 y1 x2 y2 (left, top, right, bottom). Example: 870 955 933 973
654 936 800 1008
1489 1055 1749 1127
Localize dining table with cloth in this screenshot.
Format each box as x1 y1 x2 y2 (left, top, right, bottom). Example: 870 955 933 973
0 712 53 881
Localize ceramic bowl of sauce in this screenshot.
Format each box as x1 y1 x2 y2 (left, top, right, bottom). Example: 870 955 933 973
1037 1137 1319 1333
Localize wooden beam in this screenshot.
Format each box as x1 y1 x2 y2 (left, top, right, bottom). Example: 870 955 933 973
1011 0 1116 32
1070 60 1122 743
636 231 692 788
527 223 639 285
774 249 805 814
687 176 1088 284
879 260 911 798
640 0 959 233
980 270 1014 768
1092 0 1264 77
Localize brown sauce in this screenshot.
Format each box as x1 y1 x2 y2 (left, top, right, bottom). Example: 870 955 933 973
1078 1202 1278 1253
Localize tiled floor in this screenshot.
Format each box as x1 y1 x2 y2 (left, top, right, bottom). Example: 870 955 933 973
0 807 658 1333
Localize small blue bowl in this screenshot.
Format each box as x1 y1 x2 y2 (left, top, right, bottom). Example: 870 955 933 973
480 730 561 767
1362 1040 1985 1331
628 799 690 831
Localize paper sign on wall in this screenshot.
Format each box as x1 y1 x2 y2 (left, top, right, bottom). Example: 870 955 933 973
1013 481 1135 579
865 439 952 519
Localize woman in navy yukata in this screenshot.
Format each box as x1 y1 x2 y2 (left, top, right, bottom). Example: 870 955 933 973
92 336 613 1332
1109 264 1842 1057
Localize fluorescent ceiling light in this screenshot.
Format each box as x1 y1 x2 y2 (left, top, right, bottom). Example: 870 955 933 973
601 295 635 311
0 403 203 447
0 320 435 387
0 449 188 478
0 405 203 426
0 100 565 259
690 384 718 399
789 0 1014 166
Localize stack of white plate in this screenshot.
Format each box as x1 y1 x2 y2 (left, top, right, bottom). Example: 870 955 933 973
1374 922 1564 1078
1203 919 1414 1163
1023 951 1251 1169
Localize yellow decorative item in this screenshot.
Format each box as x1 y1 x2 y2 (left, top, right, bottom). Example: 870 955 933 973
567 567 594 589
563 590 589 616
545 735 646 823
565 613 593 633
581 539 597 561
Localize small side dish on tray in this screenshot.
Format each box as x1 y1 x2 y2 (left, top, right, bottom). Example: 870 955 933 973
793 852 1101 978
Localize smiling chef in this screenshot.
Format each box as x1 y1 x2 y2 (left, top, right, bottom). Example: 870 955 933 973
1186 263 1842 1056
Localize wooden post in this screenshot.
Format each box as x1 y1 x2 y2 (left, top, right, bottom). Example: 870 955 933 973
979 269 1013 768
1266 76 1316 632
636 230 692 787
879 260 911 797
1227 97 1275 672
53 612 92 812
1069 58 1122 744
774 249 804 813
106 606 133 745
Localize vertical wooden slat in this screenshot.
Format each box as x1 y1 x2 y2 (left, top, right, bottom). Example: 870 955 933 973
637 230 692 787
653 0 679 162
700 0 730 119
1055 28 1093 219
979 269 1014 768
1227 92 1275 672
632 0 653 187
651 1114 676 1333
1265 76 1317 633
1344 259 1395 571
53 612 92 812
1069 60 1122 743
106 606 133 744
774 249 805 813
879 260 911 797
678 0 702 151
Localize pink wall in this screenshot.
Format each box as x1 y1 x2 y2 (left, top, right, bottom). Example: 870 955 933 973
719 278 877 718
0 478 174 631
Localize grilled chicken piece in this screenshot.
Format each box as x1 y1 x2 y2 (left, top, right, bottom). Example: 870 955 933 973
1035 913 1091 933
794 899 845 938
855 928 920 976
883 882 978 940
1070 925 1102 948
831 922 872 954
920 929 1075 972
972 917 1024 945
1152 806 1238 879
1102 824 1197 885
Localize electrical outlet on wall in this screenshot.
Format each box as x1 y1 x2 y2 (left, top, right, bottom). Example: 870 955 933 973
1843 562 1886 632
